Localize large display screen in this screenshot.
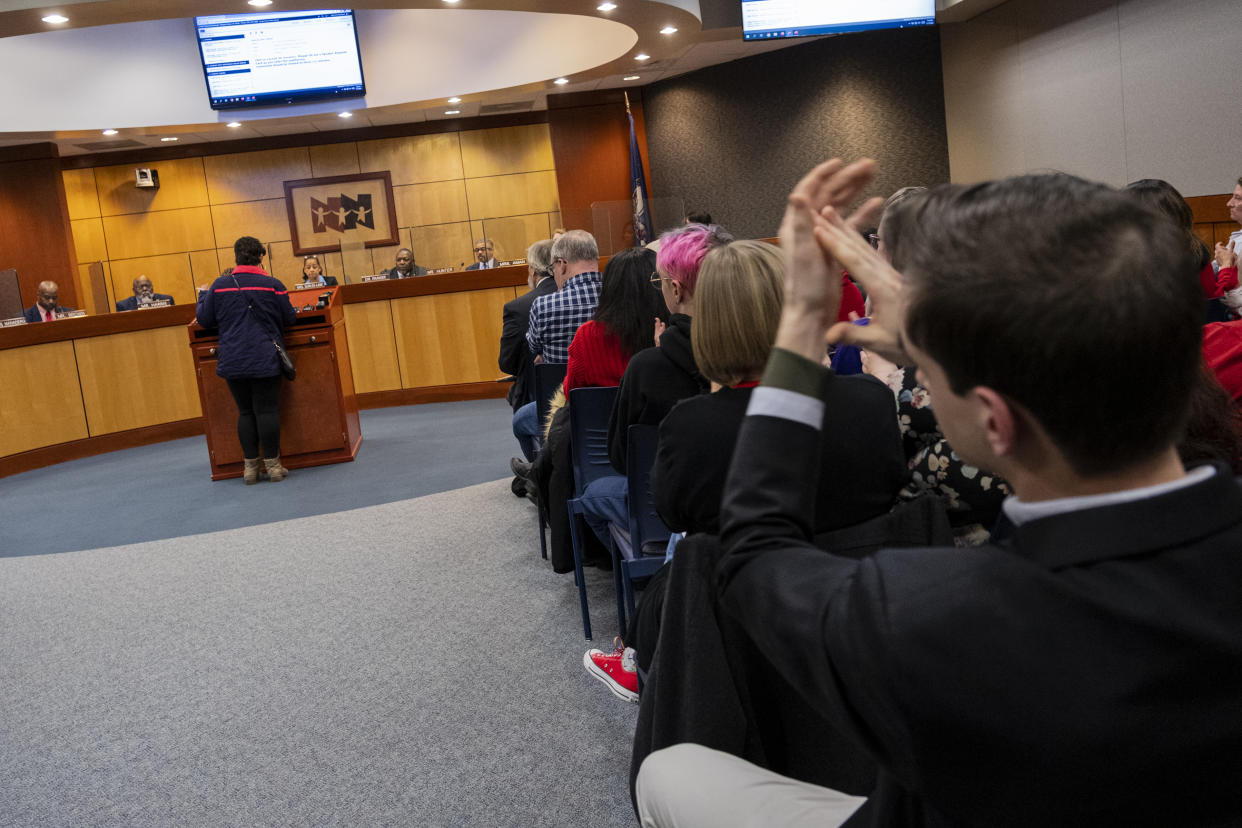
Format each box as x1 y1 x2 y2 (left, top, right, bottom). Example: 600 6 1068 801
741 0 935 40
195 9 365 110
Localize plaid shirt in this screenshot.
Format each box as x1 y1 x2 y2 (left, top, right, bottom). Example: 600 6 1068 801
526 270 603 364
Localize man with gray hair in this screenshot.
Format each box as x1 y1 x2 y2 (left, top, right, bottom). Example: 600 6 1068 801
525 229 602 364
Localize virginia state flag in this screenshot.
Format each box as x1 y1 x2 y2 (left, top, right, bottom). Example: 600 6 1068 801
628 110 654 247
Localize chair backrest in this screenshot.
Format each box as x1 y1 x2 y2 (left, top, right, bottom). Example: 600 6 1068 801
534 361 568 432
567 386 619 497
626 424 671 558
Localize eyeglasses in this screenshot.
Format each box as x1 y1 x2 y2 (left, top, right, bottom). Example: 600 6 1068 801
649 271 665 286
866 233 881 249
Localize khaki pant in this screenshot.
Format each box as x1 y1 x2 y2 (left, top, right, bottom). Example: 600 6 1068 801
636 744 867 828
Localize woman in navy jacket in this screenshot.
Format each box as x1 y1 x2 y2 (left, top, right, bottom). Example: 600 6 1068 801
196 236 298 484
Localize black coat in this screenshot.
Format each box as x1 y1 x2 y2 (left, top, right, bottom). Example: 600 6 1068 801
498 276 557 411
651 379 906 537
195 266 297 379
607 313 707 473
716 362 1242 826
116 293 174 311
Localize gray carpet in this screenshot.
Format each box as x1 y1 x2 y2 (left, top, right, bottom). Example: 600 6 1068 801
1 400 522 558
0 478 637 826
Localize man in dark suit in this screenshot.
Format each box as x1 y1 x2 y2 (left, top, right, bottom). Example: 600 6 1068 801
500 240 556 496
381 248 428 279
115 276 175 311
465 238 498 270
24 280 75 322
636 161 1242 826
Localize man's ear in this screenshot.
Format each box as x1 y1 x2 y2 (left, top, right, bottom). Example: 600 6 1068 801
975 386 1018 458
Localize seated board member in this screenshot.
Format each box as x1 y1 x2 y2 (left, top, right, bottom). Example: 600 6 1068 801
24 281 76 322
298 255 338 287
636 160 1242 827
115 276 174 311
381 248 428 279
466 238 498 270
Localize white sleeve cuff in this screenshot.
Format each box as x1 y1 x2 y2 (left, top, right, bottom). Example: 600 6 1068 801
746 386 824 430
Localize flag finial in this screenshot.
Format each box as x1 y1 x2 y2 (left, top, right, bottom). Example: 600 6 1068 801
624 91 631 115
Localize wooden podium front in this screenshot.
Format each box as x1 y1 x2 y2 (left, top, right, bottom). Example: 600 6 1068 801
188 286 362 480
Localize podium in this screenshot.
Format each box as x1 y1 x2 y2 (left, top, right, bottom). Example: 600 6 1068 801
188 286 362 480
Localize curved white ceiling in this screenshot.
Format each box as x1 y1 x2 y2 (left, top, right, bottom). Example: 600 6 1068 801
0 8 637 132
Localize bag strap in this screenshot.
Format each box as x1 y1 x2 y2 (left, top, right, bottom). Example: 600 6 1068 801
231 272 282 343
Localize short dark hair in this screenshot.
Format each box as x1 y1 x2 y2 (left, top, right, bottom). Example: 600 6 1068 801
594 246 665 358
901 174 1201 476
686 211 713 225
1125 179 1210 270
234 236 265 266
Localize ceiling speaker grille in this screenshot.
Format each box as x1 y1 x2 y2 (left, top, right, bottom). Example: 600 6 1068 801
73 139 147 151
478 101 534 115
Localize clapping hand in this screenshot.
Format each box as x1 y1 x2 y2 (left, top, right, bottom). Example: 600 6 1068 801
1216 241 1238 271
816 204 913 366
775 159 883 359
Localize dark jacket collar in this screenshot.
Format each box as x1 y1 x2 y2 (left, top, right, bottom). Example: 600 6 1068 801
1008 462 1242 568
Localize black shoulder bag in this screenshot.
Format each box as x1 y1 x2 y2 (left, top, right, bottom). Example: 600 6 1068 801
231 273 296 381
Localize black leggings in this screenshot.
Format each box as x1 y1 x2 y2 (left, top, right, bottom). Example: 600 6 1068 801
225 375 283 459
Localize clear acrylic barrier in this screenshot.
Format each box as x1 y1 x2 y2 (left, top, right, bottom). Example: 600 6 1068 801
338 238 372 284
479 216 554 267
589 196 685 256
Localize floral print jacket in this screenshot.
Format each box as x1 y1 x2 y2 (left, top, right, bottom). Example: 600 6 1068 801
883 366 1012 542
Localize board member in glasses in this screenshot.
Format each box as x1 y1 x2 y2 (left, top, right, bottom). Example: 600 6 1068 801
466 238 498 270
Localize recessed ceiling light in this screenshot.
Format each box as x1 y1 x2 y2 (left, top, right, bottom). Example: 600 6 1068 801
101 129 118 136
447 96 461 104
445 110 461 115
42 14 68 24
160 137 179 142
660 26 678 35
338 111 352 118
227 121 242 128
443 0 460 4
623 75 640 81
554 77 569 85
247 0 273 6
635 53 650 61
597 2 617 10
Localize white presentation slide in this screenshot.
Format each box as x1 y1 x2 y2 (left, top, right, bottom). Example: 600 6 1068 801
197 9 363 103
742 0 934 35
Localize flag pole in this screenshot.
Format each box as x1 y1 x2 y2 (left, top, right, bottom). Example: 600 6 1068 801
624 91 631 115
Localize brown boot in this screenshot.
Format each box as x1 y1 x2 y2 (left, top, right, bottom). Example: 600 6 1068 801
243 457 261 485
263 457 289 482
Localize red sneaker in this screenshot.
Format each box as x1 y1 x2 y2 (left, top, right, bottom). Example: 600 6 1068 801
583 639 639 703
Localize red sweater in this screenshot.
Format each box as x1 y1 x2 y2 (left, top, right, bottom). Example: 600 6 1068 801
1204 320 1242 404
564 320 631 393
1199 263 1238 299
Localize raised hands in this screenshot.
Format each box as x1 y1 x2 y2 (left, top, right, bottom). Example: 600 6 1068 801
815 204 913 366
775 159 883 360
1216 240 1238 271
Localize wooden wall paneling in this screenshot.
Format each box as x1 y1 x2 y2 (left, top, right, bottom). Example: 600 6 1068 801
0 146 81 309
550 210 564 232
74 327 202 435
0 340 89 456
210 198 292 250
268 240 308 284
1186 194 1231 224
309 143 362 178
93 157 210 216
189 249 222 290
62 168 100 220
390 287 511 387
341 301 401 392
476 213 553 262
392 180 471 228
70 217 108 264
203 147 313 204
108 252 199 308
407 221 474 270
86 263 110 316
355 132 464 186
547 97 648 238
338 239 377 281
465 170 561 221
102 206 215 260
459 123 556 178
1216 223 1237 248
